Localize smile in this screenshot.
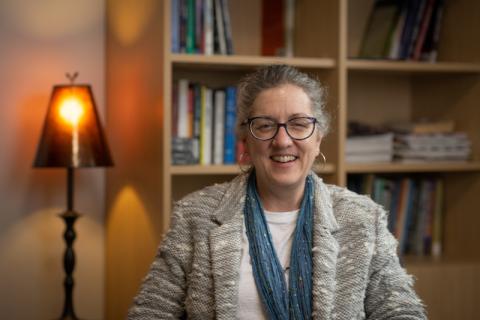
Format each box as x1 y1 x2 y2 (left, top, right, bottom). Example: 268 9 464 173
270 155 298 163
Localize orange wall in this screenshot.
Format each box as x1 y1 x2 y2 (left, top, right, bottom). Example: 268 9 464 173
0 1 106 319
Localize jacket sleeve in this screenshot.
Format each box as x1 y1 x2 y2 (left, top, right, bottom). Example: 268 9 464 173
128 203 192 319
365 207 427 320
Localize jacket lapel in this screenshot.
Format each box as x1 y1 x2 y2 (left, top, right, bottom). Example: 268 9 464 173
311 174 340 319
209 174 247 320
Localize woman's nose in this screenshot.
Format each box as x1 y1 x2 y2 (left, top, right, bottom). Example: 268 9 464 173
272 126 292 147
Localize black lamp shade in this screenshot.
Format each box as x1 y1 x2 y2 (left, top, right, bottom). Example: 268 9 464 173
34 84 113 168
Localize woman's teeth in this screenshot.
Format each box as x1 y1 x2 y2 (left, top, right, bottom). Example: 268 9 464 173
271 155 296 163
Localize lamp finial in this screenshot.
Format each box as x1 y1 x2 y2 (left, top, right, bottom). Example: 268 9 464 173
66 72 79 84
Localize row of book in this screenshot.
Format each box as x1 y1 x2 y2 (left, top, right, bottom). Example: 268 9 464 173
346 120 472 163
348 175 444 256
359 0 445 61
171 0 234 55
172 79 237 165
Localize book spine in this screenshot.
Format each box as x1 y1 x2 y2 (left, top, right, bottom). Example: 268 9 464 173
221 0 234 55
186 0 196 54
195 0 204 53
180 0 188 52
177 79 190 138
223 86 237 164
171 81 179 137
411 0 435 60
213 89 226 164
432 179 444 257
204 0 214 55
200 86 213 164
192 84 202 163
214 0 227 54
171 0 181 53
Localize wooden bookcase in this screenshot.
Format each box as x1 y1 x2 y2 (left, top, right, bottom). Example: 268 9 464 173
106 0 480 319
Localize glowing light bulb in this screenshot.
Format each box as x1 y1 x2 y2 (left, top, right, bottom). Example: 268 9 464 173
59 97 84 125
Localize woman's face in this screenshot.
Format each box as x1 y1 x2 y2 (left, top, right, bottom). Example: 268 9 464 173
245 84 322 193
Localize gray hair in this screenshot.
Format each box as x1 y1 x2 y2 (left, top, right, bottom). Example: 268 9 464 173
236 64 330 140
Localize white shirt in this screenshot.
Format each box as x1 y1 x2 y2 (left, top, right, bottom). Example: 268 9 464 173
236 209 299 320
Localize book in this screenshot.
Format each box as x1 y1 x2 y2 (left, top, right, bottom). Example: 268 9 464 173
411 0 436 60
203 0 214 55
221 0 234 54
432 179 444 257
171 0 181 53
177 79 190 138
421 0 445 62
223 86 237 164
359 0 402 59
213 89 225 164
261 0 284 56
186 0 196 53
195 0 204 53
214 0 227 54
200 86 213 164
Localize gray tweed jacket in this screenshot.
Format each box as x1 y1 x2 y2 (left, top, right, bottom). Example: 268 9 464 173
128 173 426 319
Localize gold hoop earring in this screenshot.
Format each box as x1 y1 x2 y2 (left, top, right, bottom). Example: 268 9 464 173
318 151 326 172
238 152 252 174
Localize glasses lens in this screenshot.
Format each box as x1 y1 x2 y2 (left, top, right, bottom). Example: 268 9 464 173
250 118 277 140
286 117 315 139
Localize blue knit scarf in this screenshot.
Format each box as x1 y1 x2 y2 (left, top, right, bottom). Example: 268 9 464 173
244 171 314 320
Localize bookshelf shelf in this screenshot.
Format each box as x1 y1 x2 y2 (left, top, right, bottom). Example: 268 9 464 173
170 53 337 69
171 163 337 175
347 59 480 74
346 161 480 174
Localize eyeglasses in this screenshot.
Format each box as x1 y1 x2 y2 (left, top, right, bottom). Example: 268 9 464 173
243 116 318 141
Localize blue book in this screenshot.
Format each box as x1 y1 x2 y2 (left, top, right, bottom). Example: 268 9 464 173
223 86 237 164
171 0 180 53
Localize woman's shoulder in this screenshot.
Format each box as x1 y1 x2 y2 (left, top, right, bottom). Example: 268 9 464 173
173 174 248 218
323 182 385 226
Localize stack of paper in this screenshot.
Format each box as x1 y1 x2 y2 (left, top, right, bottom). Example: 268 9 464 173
346 133 394 163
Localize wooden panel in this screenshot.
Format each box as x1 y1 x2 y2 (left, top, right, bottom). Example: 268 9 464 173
170 53 336 68
346 161 480 174
347 0 375 58
295 0 339 58
411 74 480 160
437 0 480 63
348 60 480 73
347 73 412 126
407 262 480 320
105 0 166 319
442 173 480 260
229 0 261 55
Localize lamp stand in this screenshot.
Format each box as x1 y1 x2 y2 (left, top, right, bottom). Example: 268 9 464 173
60 167 80 320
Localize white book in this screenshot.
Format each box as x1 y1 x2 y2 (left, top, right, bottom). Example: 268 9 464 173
213 90 225 164
204 0 214 55
201 87 213 164
177 79 189 138
346 133 394 153
214 0 227 54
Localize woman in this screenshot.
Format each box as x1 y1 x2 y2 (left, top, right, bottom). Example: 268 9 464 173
128 65 426 319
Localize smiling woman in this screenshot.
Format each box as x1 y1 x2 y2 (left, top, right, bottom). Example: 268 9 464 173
128 65 426 320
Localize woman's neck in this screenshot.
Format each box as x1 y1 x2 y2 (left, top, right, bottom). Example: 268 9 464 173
255 178 305 212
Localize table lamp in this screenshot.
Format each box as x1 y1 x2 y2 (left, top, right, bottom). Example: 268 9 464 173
33 73 113 320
